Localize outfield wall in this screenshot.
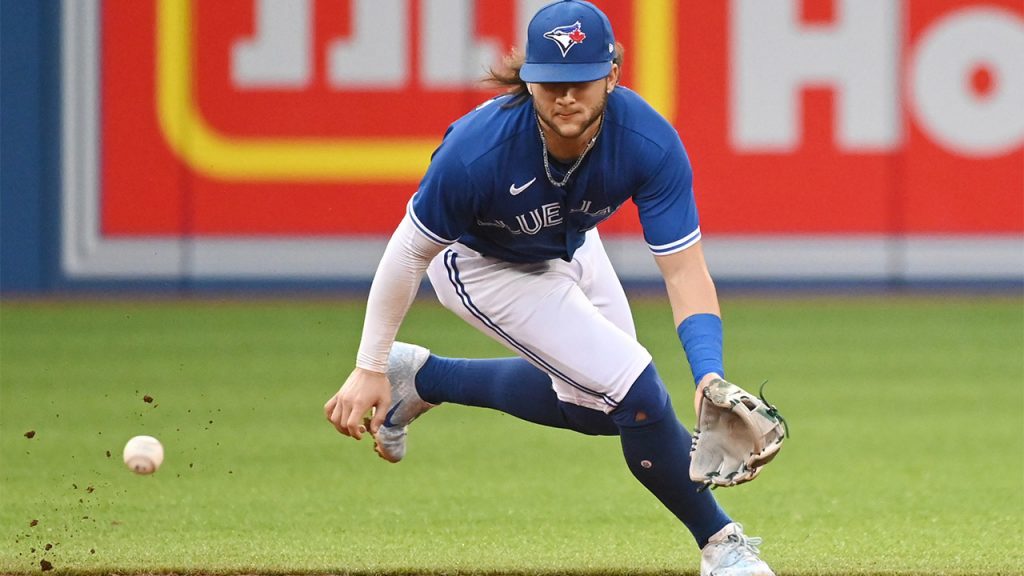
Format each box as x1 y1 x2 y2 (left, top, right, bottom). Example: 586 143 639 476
2 0 1022 293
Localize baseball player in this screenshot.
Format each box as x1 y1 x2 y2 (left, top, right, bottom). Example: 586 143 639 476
325 1 786 574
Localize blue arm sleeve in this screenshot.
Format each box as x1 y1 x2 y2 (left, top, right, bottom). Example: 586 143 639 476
676 313 724 385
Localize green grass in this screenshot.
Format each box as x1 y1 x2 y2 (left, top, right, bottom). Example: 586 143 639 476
1 295 1022 575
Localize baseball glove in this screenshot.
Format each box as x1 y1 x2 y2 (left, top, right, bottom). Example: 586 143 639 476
689 378 788 490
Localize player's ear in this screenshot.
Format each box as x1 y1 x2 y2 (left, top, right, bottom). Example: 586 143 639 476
605 63 620 94
526 83 535 96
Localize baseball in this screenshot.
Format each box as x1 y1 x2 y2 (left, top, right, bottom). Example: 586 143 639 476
123 435 164 475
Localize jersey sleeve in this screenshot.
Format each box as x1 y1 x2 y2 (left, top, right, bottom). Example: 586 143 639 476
632 136 702 256
408 134 479 246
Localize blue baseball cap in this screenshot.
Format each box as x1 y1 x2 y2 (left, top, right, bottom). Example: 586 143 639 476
520 0 616 83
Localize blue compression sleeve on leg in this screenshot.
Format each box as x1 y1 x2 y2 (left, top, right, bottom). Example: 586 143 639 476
613 363 732 548
415 355 617 435
677 313 724 385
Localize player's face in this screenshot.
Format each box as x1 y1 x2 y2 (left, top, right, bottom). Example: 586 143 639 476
529 65 620 155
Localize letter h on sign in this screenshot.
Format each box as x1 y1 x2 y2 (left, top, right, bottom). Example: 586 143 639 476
730 0 1024 157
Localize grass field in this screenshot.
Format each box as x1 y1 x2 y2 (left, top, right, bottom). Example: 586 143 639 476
1 295 1022 576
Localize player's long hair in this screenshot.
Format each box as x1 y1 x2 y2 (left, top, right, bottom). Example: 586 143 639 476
484 42 625 108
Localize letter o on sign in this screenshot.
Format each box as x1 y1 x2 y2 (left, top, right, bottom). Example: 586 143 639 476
910 7 1024 157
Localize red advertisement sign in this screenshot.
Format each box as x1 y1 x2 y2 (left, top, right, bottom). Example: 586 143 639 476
101 0 1023 239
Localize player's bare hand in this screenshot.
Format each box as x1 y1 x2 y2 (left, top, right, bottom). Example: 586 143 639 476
324 368 391 440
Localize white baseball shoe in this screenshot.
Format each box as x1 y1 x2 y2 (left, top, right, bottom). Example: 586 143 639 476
372 342 435 463
700 523 775 576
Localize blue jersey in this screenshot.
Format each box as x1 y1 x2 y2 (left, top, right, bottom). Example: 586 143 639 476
409 87 701 263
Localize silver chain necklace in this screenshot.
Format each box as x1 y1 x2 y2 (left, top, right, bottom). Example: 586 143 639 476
537 114 603 188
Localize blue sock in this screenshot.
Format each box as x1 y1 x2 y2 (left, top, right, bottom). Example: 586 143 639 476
611 364 732 548
415 355 617 435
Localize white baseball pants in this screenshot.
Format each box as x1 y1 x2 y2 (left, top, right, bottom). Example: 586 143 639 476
426 230 653 413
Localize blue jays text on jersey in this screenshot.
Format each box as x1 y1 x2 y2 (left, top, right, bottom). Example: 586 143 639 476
409 87 702 263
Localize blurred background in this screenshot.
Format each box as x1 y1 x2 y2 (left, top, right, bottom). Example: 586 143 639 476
2 0 1022 294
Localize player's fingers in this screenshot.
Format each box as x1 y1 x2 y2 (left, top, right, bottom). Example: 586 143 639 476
345 403 367 440
331 398 352 437
324 395 338 421
369 400 388 434
356 412 368 436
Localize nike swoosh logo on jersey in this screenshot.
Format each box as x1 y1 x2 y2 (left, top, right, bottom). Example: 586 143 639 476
509 177 537 196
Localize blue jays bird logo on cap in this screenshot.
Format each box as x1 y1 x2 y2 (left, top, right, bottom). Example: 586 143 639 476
520 1 614 83
543 21 587 57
